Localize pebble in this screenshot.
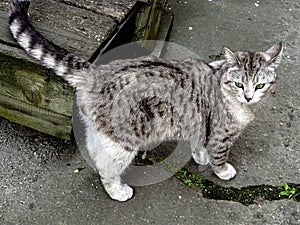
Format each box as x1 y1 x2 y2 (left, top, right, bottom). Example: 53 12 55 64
197 190 203 197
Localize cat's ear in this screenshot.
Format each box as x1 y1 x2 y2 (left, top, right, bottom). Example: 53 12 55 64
224 47 241 67
264 42 283 71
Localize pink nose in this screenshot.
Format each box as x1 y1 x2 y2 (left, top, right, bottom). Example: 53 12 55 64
245 97 252 102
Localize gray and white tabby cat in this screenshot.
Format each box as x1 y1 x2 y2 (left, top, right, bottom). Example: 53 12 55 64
9 0 283 201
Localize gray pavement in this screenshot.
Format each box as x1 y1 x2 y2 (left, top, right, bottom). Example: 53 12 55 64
0 0 299 224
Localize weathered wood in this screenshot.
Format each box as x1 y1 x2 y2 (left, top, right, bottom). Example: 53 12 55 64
134 0 168 50
0 46 74 139
0 0 167 139
0 95 72 139
54 0 138 22
0 52 74 115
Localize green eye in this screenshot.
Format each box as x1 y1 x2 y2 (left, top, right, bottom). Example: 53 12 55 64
256 83 265 90
235 82 244 88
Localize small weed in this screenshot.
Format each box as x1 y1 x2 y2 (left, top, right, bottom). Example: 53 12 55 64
280 183 297 198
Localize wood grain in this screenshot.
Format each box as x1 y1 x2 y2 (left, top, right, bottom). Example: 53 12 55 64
0 0 166 139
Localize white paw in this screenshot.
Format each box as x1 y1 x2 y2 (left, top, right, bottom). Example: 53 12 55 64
199 151 210 165
103 182 133 202
214 163 236 180
192 149 209 165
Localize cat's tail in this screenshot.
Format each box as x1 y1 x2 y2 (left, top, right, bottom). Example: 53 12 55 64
9 0 91 86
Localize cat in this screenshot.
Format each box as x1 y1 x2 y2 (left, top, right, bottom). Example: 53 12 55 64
9 0 283 201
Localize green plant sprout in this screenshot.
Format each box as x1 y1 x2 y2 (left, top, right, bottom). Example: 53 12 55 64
280 183 297 197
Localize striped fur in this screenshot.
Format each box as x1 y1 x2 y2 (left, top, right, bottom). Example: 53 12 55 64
8 0 283 201
9 0 91 86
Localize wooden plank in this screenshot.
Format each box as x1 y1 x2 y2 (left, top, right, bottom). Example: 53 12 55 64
0 49 74 116
0 44 74 139
0 95 71 140
134 0 167 50
54 0 139 22
0 0 167 139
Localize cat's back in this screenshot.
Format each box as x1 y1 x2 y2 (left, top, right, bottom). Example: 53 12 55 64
94 56 212 89
86 56 213 147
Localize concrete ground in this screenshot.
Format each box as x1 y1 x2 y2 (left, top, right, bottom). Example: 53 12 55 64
0 0 299 224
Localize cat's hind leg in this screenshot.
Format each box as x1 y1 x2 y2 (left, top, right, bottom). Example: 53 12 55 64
87 131 136 201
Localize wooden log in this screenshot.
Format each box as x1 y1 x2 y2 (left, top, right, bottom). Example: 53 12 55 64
0 0 167 139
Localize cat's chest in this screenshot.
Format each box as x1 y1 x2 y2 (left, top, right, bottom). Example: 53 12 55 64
227 104 255 127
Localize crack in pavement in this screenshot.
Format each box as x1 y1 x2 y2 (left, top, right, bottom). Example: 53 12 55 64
175 169 300 206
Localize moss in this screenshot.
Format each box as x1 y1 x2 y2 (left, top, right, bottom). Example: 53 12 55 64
208 52 224 61
175 168 300 206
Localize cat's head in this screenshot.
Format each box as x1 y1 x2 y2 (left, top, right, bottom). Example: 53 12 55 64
221 42 283 105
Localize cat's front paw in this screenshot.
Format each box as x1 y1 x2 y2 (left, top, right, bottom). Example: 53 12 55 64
214 163 236 180
103 182 134 202
192 148 209 165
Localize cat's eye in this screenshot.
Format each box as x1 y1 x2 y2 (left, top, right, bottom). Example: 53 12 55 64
235 82 244 89
255 83 265 90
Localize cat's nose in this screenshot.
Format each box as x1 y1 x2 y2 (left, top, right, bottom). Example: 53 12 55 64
245 97 252 102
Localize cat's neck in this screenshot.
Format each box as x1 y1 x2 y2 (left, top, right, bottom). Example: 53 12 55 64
221 91 256 126
228 101 255 126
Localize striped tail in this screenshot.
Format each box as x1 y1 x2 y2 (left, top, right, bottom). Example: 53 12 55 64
9 0 91 86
